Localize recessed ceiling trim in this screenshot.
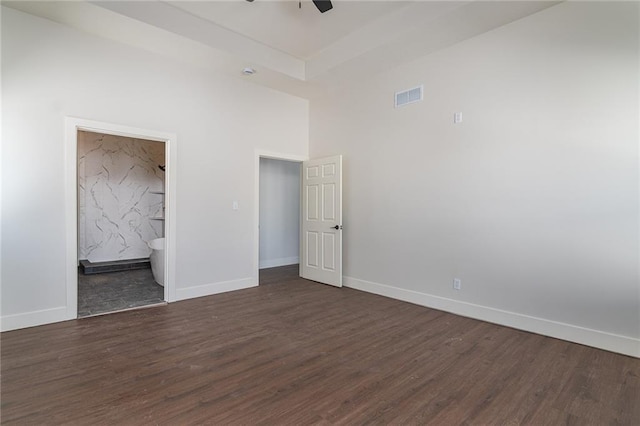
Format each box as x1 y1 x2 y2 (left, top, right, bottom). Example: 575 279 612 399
306 1 468 80
92 0 306 80
5 0 561 100
308 0 561 87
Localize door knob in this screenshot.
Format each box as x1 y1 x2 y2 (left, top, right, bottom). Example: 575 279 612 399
332 225 343 230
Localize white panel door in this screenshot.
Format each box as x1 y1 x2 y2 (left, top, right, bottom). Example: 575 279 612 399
301 155 342 287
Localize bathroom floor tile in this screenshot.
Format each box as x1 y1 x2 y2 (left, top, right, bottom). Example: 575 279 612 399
78 268 164 318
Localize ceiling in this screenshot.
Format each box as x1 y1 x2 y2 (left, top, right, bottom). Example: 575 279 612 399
166 0 414 60
4 0 560 98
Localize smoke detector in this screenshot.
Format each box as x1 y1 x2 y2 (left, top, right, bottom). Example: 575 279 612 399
242 67 256 76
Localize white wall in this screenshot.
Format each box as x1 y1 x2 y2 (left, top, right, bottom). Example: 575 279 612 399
309 2 639 356
259 158 300 269
78 131 165 262
1 7 308 328
2 3 638 358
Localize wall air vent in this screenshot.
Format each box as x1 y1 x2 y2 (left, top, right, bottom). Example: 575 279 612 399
395 85 423 108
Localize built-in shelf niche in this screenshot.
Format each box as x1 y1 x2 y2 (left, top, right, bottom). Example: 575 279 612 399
150 190 165 220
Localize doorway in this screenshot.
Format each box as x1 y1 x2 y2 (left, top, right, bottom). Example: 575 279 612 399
77 130 166 316
254 152 344 288
259 157 301 271
64 117 177 321
254 152 306 285
258 157 302 284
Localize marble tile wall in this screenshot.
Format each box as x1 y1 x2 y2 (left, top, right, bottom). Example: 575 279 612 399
78 131 165 263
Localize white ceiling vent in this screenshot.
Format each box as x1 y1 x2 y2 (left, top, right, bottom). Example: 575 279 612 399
395 85 423 108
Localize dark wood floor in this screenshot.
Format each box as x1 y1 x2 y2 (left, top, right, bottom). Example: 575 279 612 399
2 264 638 425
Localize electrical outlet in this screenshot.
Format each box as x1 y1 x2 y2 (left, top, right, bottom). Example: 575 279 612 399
453 278 462 290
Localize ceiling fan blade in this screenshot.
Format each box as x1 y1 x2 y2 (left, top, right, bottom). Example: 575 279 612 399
312 0 333 13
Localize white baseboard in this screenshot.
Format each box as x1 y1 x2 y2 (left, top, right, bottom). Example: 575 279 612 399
175 277 256 301
343 276 640 358
259 256 299 269
1 306 74 332
1 277 256 332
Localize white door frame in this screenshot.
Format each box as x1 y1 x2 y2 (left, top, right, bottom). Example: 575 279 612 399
64 117 178 319
253 150 307 285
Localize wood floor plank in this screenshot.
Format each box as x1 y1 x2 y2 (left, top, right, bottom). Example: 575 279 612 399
2 265 638 425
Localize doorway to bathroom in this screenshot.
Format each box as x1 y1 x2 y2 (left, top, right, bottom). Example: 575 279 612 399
64 117 177 321
76 130 167 317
